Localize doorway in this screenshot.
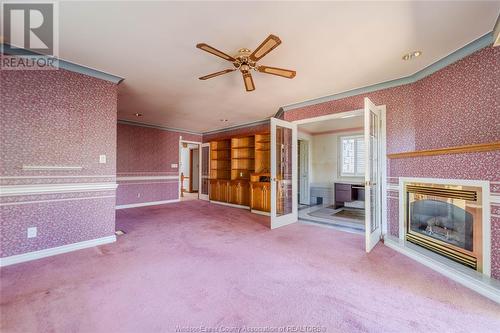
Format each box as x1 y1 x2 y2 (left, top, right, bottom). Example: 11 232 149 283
292 98 387 252
179 140 201 201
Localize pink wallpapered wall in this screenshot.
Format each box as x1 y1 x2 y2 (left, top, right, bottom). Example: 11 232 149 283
0 64 118 258
116 123 201 206
285 45 500 279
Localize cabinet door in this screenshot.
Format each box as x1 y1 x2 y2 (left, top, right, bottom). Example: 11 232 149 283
209 180 218 201
239 181 250 206
262 183 270 212
220 180 229 202
250 184 262 210
228 182 238 204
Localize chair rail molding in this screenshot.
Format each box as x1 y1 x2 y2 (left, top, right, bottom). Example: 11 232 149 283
0 183 118 196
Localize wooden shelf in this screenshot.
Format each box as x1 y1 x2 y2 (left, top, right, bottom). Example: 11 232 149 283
209 134 270 211
387 142 500 159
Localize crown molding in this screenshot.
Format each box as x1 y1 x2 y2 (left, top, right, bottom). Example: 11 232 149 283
281 32 493 112
202 118 271 136
117 119 202 136
1 43 124 84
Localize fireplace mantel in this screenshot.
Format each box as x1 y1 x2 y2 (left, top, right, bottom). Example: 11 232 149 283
387 141 500 159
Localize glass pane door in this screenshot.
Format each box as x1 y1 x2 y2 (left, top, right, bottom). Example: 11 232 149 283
364 97 382 252
199 143 210 200
271 118 297 228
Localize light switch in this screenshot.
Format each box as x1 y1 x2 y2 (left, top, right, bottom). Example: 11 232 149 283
171 163 178 168
27 227 37 238
99 155 107 164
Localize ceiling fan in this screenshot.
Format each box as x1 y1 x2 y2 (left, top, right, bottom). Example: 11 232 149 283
196 34 296 92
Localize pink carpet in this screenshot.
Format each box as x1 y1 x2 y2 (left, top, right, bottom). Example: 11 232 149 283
1 200 499 332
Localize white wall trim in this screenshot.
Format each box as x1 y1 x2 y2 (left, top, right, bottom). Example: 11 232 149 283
251 209 271 216
0 175 116 179
0 235 116 267
178 139 202 201
385 236 500 304
292 109 364 126
0 183 118 196
210 200 250 210
0 195 116 206
115 199 180 210
117 176 178 181
22 165 83 171
490 195 500 204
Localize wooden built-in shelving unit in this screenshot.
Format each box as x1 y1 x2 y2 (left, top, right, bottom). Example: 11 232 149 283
209 133 271 213
210 140 231 179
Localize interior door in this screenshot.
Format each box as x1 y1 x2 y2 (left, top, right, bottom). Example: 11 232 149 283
299 140 310 205
199 143 210 200
271 117 298 228
364 97 382 252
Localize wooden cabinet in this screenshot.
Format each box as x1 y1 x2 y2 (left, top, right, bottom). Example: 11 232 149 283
228 180 250 206
209 133 269 213
250 182 271 212
209 179 229 202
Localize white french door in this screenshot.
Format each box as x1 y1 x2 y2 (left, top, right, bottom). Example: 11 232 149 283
199 142 210 201
364 97 382 252
299 140 310 205
270 118 298 228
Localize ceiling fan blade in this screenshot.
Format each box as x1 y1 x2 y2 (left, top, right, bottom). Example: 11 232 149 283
242 71 255 92
249 34 281 62
199 69 235 80
196 43 236 62
257 65 296 79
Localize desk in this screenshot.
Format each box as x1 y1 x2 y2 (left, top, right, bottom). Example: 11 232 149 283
334 182 365 209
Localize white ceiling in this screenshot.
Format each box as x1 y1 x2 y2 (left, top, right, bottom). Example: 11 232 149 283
299 116 364 134
58 1 500 133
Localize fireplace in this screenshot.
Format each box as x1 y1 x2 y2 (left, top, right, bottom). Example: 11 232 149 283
405 182 483 272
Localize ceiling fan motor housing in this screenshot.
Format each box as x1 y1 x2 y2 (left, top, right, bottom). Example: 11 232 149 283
234 48 256 72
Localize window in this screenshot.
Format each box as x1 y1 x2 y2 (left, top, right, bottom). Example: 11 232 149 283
340 135 365 177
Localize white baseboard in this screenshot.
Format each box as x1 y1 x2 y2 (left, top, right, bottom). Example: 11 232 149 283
115 199 180 209
384 236 500 304
251 209 270 216
209 200 250 210
0 235 116 267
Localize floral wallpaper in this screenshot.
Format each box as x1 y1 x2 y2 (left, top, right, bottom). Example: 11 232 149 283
116 123 202 205
284 46 500 279
0 61 119 258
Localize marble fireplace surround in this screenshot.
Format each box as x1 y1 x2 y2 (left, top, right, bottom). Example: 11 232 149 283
385 177 499 303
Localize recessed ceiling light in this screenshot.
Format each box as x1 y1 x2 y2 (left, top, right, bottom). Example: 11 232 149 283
402 51 422 61
134 113 143 117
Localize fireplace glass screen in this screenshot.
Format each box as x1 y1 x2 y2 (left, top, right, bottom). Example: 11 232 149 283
408 197 473 251
405 183 482 271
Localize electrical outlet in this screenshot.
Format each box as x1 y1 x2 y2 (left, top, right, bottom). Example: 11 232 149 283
99 154 107 164
27 227 37 238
